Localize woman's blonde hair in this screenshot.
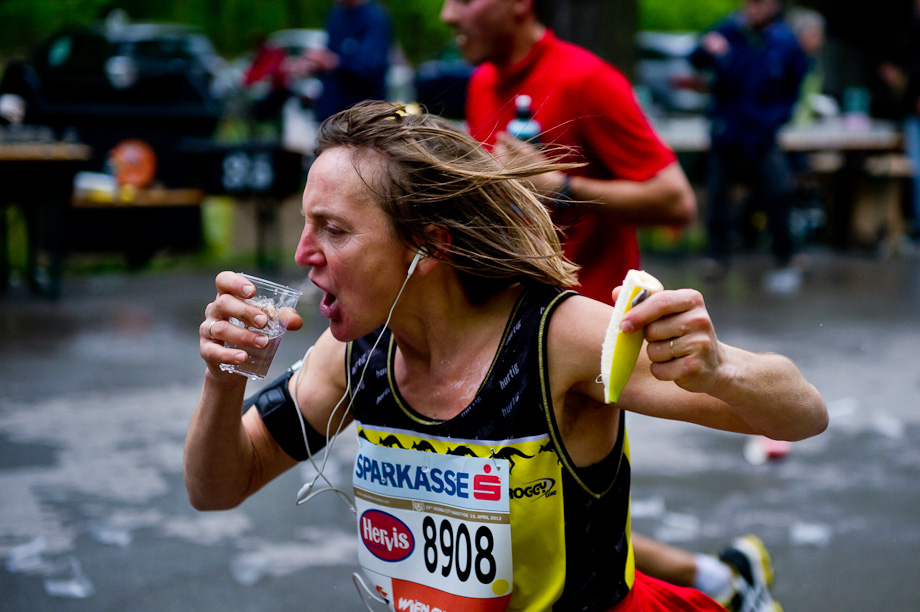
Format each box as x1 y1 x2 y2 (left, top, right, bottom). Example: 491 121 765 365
315 101 580 302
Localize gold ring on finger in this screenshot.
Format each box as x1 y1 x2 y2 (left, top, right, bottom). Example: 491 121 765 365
669 339 675 359
208 320 218 340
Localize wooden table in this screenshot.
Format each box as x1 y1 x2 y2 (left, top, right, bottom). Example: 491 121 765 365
71 187 205 208
652 116 907 248
0 142 92 161
0 142 91 297
651 116 902 154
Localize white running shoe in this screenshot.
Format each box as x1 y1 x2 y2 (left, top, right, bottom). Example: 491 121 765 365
716 535 782 612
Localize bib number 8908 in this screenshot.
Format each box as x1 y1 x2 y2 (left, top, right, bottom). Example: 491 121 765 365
422 516 496 584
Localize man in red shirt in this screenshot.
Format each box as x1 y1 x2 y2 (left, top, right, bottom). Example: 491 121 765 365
441 0 695 305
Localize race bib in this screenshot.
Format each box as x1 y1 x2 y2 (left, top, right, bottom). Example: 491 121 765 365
354 437 513 612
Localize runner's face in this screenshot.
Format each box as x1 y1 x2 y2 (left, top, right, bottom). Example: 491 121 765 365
295 147 412 341
440 0 518 66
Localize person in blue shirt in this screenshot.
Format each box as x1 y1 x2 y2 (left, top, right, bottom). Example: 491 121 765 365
302 0 393 123
691 0 809 278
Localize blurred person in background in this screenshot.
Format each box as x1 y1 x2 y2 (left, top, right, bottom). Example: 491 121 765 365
690 0 809 280
440 0 696 307
787 7 828 128
440 1 782 610
243 32 293 137
879 0 920 243
297 0 393 123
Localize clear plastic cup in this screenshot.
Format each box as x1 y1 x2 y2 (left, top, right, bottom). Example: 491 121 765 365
219 273 302 380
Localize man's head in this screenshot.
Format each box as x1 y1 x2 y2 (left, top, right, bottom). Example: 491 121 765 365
744 0 783 30
440 0 541 67
787 7 825 57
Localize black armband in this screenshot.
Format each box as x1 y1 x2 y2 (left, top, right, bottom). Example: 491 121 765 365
243 367 328 461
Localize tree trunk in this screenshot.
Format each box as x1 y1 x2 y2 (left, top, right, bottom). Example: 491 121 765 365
541 0 638 81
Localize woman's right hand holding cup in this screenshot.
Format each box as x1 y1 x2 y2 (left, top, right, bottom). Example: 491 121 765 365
199 271 303 380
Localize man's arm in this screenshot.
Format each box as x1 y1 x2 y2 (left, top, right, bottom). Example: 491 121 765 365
548 160 696 227
496 132 696 227
493 57 697 228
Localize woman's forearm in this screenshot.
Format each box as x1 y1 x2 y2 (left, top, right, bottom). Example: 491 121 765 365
713 345 828 441
184 372 253 510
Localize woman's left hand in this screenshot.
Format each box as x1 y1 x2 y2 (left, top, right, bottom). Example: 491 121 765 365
617 287 726 395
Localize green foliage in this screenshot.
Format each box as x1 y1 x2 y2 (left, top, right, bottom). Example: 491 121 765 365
386 0 453 64
0 0 751 86
109 0 328 56
0 0 111 56
0 0 454 64
640 0 742 32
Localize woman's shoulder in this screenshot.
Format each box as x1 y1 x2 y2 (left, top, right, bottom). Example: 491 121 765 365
544 293 613 403
547 292 610 340
547 294 610 359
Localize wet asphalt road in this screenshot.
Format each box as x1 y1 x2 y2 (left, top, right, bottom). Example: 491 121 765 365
1 248 918 611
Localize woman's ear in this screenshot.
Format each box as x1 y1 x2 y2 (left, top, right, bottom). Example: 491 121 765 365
409 225 452 277
423 224 453 260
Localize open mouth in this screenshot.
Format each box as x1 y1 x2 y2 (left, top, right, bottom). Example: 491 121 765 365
319 291 338 318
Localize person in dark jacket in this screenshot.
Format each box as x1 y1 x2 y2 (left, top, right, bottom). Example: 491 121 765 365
879 0 920 242
691 0 809 277
302 0 392 123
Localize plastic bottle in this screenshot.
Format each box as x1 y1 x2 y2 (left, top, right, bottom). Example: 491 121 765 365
506 94 541 144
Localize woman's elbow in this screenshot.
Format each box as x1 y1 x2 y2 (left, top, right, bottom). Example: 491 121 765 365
786 390 829 441
184 471 246 511
807 396 830 438
186 487 244 512
187 491 212 511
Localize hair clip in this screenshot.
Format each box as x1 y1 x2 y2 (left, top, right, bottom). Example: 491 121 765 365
394 103 422 117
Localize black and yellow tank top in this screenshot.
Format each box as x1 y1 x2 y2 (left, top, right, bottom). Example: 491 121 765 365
347 283 634 611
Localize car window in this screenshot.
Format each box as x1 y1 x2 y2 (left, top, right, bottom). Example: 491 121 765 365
128 39 193 61
47 36 73 67
185 35 217 59
45 33 110 74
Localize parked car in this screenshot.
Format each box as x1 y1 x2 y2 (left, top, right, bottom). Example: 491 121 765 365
0 19 223 127
0 14 225 261
635 31 709 115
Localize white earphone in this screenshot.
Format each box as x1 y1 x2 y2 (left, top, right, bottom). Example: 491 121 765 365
295 244 434 608
294 244 429 510
407 247 427 276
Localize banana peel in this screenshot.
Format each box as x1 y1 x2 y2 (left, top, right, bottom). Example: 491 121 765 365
601 270 664 403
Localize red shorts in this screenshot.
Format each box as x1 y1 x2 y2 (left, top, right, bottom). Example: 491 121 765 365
614 571 725 611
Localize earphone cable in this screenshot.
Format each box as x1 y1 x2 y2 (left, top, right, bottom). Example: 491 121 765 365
292 260 417 511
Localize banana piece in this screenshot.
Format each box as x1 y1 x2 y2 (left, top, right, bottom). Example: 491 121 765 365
600 269 664 404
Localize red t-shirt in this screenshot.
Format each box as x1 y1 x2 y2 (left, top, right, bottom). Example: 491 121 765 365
466 31 675 304
244 45 288 90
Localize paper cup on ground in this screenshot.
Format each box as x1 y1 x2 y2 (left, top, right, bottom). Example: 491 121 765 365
220 273 302 380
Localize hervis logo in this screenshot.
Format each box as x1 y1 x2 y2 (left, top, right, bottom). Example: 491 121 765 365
360 510 414 561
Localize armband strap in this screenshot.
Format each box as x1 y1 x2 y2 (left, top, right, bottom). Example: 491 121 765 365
243 367 327 461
